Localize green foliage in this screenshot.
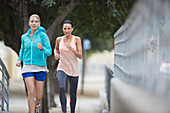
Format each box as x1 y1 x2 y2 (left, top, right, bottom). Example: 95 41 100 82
22 0 58 7
41 0 56 7
62 0 116 51
27 0 70 7
0 0 135 52
51 0 135 52
11 0 19 2
107 0 135 25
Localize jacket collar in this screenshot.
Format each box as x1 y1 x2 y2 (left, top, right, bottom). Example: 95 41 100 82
26 26 46 36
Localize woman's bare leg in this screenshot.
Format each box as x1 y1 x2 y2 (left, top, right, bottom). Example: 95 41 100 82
35 80 44 108
25 77 35 113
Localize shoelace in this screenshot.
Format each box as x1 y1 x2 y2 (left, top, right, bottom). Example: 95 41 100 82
35 104 40 113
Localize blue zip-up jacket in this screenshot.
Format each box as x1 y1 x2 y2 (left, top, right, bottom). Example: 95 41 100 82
18 26 52 66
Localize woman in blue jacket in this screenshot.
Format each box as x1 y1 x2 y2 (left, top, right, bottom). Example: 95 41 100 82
16 14 52 113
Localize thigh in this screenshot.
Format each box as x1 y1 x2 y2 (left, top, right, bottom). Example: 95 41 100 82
35 80 44 98
57 70 67 88
24 76 35 93
34 72 46 98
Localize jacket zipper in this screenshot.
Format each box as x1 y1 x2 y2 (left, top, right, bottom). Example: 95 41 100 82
43 53 44 61
31 41 33 65
30 34 34 65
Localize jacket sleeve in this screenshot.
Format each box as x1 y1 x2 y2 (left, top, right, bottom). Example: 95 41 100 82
17 36 24 62
42 33 52 56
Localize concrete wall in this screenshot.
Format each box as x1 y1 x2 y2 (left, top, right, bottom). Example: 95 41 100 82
112 0 170 113
110 78 170 113
0 41 21 79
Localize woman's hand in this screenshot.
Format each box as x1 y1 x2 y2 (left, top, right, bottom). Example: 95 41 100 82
54 53 60 60
65 43 73 51
16 60 21 67
37 42 43 50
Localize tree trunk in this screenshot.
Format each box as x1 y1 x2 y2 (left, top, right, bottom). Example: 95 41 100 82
47 55 60 108
1 0 78 112
46 0 77 109
20 0 29 33
47 0 77 40
2 3 20 53
19 0 30 98
42 78 49 113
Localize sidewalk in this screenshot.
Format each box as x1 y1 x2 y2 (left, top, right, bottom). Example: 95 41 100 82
9 72 104 113
10 94 101 113
49 94 101 113
49 72 104 113
9 50 114 113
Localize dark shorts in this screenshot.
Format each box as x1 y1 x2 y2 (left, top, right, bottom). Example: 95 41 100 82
22 71 47 81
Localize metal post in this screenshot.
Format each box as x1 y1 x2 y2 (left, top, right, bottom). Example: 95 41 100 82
81 48 86 94
7 75 10 111
0 58 10 112
2 71 5 111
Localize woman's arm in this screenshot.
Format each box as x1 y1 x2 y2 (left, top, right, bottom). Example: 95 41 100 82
17 37 24 62
54 37 62 60
41 33 52 56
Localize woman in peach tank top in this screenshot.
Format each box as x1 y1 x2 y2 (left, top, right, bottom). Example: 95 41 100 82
54 20 82 113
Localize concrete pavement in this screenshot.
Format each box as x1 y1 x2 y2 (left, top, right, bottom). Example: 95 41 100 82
9 94 101 113
8 50 114 113
9 72 105 113
49 95 101 113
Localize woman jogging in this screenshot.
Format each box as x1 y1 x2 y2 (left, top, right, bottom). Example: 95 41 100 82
54 20 82 113
16 14 52 113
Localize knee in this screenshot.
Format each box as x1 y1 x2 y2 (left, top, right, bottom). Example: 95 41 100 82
28 90 35 98
36 91 43 101
60 87 65 91
36 96 42 102
70 92 76 98
60 87 66 92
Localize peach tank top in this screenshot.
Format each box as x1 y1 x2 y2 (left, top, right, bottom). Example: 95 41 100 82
57 36 79 76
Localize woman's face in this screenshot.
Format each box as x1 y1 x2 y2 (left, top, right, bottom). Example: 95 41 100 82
29 16 40 31
63 23 73 37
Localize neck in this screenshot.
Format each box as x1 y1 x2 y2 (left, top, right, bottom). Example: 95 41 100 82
65 35 72 39
30 30 37 35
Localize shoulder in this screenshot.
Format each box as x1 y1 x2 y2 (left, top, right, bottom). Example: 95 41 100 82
39 32 50 42
56 36 63 43
21 33 28 40
40 32 48 37
74 36 81 42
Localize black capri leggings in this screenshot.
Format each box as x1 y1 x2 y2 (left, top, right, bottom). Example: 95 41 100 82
57 70 79 113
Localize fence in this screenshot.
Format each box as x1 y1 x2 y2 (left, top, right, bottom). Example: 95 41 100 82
114 0 170 97
0 58 10 113
104 66 113 111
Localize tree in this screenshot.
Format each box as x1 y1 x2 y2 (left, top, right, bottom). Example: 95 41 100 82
106 0 136 33
57 0 115 51
0 0 136 52
0 0 135 112
54 0 135 51
0 0 78 112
